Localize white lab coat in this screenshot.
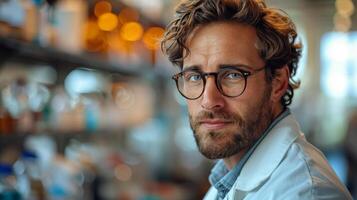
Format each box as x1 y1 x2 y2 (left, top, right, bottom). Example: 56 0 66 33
203 114 352 200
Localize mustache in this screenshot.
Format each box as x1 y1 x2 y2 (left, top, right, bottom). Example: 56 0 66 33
193 110 244 125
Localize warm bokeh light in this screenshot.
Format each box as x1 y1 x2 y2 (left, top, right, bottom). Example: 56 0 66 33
335 0 355 17
120 22 143 42
143 27 165 50
114 163 132 181
82 20 108 52
83 20 101 40
98 13 119 32
334 13 352 32
94 1 112 18
108 33 133 53
118 7 140 24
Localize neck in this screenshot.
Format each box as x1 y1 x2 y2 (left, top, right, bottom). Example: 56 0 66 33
272 104 284 120
223 148 248 170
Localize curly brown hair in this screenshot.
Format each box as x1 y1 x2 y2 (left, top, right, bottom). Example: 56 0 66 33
161 0 302 107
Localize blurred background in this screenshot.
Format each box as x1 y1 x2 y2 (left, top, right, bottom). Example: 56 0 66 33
0 0 356 199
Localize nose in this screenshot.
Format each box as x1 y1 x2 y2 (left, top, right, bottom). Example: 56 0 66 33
201 76 225 110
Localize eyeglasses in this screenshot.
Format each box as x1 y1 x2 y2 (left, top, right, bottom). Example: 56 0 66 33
172 66 265 100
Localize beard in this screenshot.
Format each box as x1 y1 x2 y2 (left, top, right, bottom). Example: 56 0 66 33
189 86 274 159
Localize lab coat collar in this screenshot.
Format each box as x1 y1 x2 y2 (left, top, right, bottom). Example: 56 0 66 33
235 114 301 191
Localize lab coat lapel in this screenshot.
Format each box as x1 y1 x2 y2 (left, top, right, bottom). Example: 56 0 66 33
233 114 301 194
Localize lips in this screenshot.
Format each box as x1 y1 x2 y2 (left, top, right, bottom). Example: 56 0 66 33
199 119 232 130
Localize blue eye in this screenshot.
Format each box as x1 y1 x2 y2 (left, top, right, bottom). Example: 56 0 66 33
184 72 202 82
225 71 243 80
189 74 202 81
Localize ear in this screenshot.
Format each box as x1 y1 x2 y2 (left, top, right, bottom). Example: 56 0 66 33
270 65 289 103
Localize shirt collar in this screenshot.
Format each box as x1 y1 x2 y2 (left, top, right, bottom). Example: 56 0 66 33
208 109 291 199
235 112 301 191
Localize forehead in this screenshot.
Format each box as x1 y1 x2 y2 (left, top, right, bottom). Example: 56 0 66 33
183 22 264 70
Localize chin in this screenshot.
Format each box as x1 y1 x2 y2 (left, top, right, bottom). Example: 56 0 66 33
196 135 244 159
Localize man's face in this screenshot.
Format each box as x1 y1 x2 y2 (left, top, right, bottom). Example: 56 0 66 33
184 22 275 159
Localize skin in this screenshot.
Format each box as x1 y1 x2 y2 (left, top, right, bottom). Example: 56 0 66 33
184 22 290 169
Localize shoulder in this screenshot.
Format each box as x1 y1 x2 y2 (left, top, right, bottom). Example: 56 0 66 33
228 113 352 199
266 137 352 200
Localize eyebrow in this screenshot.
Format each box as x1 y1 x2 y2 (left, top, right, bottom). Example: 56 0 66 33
182 64 254 71
182 65 201 71
219 64 253 71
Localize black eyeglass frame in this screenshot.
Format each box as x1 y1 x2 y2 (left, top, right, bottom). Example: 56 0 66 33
172 66 266 100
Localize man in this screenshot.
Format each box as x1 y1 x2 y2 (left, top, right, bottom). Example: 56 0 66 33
161 0 352 199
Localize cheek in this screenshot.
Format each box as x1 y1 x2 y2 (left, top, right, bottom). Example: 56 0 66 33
187 100 199 115
225 98 249 119
240 78 269 101
226 87 267 117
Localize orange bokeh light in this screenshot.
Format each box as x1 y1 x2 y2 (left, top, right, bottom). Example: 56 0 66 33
118 7 140 24
108 33 133 54
82 20 107 52
98 13 118 32
120 22 143 42
143 27 165 50
94 1 112 18
83 20 100 40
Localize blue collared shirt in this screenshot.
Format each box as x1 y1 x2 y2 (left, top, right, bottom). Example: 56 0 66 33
208 109 291 200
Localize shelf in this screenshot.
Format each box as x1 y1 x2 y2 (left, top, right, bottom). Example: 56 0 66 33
0 130 127 152
0 37 148 77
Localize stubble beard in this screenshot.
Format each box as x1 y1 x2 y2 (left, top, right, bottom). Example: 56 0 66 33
189 87 274 160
